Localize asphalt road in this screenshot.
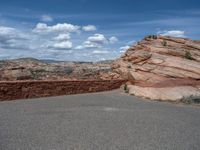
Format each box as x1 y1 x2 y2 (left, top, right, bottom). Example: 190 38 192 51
0 90 200 150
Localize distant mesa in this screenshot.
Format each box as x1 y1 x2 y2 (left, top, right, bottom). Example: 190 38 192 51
0 57 120 81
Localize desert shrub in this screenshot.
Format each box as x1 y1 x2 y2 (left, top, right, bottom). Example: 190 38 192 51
162 40 167 46
127 65 132 69
65 68 73 74
145 35 157 39
181 96 200 104
185 51 194 60
145 35 152 40
152 35 157 39
124 84 129 93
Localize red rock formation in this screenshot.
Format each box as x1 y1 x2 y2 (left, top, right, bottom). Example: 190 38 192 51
0 80 126 101
113 35 200 102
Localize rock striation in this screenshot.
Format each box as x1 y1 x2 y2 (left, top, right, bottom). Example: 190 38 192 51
113 35 200 102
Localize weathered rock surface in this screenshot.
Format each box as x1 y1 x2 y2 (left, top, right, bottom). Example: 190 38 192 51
0 58 119 81
128 85 200 102
113 35 200 102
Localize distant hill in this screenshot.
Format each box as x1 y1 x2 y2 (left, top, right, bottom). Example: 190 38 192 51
0 57 119 81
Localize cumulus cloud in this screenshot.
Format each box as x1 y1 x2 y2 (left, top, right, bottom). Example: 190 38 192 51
75 34 118 50
82 25 97 31
109 36 118 44
120 45 130 53
51 41 73 49
0 26 26 40
75 45 84 50
41 15 53 22
0 26 15 35
0 26 29 49
83 41 101 49
53 33 71 41
92 50 109 54
75 34 107 49
88 34 107 44
0 24 120 61
157 30 186 37
33 23 80 34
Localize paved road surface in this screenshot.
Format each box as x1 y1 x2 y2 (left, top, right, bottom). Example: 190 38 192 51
0 90 200 150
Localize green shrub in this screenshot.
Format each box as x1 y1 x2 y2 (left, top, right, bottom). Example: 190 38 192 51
145 35 157 39
152 35 157 39
124 84 129 93
185 51 194 60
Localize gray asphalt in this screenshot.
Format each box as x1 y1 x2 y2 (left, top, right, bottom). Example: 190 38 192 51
0 90 200 150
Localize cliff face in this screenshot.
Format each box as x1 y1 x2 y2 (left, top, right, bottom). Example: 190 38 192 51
113 35 200 102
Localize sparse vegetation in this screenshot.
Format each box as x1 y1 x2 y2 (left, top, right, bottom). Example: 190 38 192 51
185 51 194 60
127 65 132 69
124 84 129 93
181 96 200 104
162 40 167 46
152 35 157 39
145 35 157 40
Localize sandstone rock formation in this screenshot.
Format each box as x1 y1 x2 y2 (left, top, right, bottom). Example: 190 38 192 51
0 58 117 81
113 35 200 102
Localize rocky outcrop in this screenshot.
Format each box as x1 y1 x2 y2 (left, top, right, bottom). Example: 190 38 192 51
0 58 116 81
113 35 200 102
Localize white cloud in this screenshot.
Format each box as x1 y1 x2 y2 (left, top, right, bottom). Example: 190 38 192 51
82 25 97 31
51 41 73 49
120 45 130 53
33 23 80 34
0 26 15 35
41 15 53 22
109 36 118 44
75 34 118 50
0 24 121 61
127 40 136 45
0 26 29 49
75 45 84 50
83 41 101 48
53 33 71 41
75 34 107 49
88 34 107 44
157 30 186 37
0 26 27 39
92 50 109 54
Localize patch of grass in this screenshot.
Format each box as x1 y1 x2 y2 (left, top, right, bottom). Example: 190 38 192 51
185 51 194 60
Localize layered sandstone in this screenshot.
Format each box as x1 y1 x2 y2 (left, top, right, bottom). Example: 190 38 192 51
113 35 200 102
0 58 118 81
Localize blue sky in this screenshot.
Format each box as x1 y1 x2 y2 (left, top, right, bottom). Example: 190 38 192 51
0 0 199 61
